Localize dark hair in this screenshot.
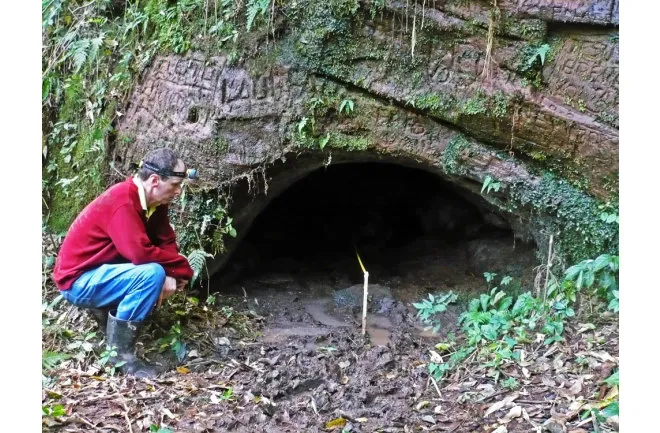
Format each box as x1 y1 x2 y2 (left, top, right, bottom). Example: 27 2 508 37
137 148 183 181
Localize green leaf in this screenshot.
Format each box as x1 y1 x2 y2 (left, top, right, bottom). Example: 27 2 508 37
537 44 550 65
480 294 490 312
576 270 584 289
297 117 308 134
608 296 619 313
593 254 612 272
319 132 330 150
599 401 619 418
603 370 619 386
481 176 492 193
71 39 91 73
565 264 582 280
583 270 595 288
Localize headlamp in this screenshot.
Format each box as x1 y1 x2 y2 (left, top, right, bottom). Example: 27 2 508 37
139 161 199 180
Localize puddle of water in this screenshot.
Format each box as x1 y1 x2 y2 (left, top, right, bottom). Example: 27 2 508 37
304 301 351 328
226 272 459 347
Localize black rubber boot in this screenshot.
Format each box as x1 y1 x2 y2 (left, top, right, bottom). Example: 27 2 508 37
105 312 159 378
88 307 111 332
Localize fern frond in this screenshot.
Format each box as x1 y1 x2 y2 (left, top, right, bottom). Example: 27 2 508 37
88 33 105 67
246 1 261 31
246 0 271 31
187 248 214 286
71 39 91 73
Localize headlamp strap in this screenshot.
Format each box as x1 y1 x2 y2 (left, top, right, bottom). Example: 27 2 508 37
139 161 198 179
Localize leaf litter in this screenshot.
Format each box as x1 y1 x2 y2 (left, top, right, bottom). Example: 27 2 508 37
42 284 618 433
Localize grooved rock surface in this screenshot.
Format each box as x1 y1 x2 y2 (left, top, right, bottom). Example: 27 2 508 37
113 0 618 267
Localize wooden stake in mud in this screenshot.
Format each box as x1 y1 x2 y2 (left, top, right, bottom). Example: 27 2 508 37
356 250 369 336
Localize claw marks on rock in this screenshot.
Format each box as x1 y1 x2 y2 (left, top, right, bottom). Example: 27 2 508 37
543 32 619 122
117 54 290 163
499 0 618 25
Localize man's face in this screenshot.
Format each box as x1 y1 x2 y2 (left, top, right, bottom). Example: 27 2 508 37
150 160 185 206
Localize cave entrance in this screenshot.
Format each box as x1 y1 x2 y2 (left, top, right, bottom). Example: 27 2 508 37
212 162 537 343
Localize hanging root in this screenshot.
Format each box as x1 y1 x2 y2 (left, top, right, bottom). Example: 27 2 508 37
481 0 500 81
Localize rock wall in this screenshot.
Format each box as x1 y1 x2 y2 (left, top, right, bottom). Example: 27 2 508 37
113 0 619 266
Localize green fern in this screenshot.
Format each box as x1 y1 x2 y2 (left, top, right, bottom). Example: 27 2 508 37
187 248 214 287
246 0 271 31
71 39 91 73
88 33 105 68
42 351 70 372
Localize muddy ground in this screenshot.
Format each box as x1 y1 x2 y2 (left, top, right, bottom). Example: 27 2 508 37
42 235 618 433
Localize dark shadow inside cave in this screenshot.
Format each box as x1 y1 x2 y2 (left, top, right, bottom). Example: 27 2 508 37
211 162 538 300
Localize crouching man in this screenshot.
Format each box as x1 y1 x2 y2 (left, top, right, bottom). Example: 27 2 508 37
52 148 195 378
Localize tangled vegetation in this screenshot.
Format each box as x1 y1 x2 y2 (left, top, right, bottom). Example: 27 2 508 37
414 252 619 426
42 0 278 232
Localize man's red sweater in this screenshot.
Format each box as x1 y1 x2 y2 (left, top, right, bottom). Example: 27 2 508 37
53 178 194 290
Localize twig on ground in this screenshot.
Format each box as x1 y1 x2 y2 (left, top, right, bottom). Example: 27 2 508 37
110 383 134 433
591 413 602 432
475 389 507 403
516 400 554 405
65 415 104 432
430 376 442 399
182 358 221 368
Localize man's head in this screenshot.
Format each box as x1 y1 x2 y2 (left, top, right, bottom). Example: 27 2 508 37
137 148 185 207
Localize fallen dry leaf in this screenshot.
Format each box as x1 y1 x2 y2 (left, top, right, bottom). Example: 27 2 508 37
325 417 346 429
586 351 617 363
498 405 522 424
568 378 583 395
421 415 435 424
484 393 519 417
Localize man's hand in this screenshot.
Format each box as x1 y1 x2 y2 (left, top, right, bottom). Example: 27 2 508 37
176 279 188 291
157 276 178 307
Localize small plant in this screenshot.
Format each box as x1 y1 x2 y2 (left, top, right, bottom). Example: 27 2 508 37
599 211 619 224
221 305 234 318
157 321 187 361
563 254 619 312
481 176 501 194
519 42 552 88
98 346 125 376
150 425 174 433
297 116 310 136
338 99 355 115
42 404 67 418
187 248 215 287
42 351 71 373
66 331 97 361
246 0 271 31
413 291 458 334
526 43 550 68
501 376 520 390
319 132 330 150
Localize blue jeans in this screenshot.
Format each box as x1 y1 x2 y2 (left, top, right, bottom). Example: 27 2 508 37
61 263 166 322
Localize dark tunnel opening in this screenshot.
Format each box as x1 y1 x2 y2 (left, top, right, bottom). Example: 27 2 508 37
213 162 538 297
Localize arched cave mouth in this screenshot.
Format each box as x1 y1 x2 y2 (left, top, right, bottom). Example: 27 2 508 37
212 162 538 302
